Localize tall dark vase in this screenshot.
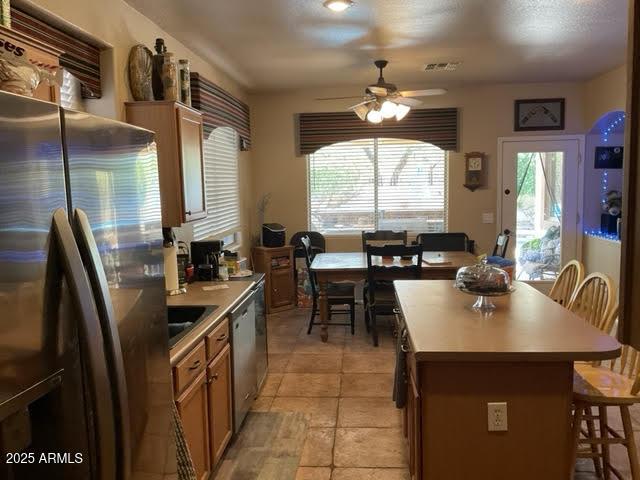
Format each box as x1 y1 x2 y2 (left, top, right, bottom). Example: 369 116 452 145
152 38 166 100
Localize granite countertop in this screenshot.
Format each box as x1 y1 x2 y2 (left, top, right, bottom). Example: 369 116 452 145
395 280 620 363
167 280 255 366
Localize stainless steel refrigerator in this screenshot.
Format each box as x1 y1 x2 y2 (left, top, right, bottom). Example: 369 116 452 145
0 91 176 480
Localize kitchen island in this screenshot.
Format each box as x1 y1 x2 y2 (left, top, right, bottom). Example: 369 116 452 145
394 280 620 480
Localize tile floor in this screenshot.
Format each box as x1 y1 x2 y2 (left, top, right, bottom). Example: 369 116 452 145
217 307 640 480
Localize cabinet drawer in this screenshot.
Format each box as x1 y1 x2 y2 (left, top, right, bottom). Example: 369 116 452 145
174 340 206 395
206 319 229 361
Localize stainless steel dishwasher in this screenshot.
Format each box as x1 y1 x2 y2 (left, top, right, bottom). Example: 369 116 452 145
229 290 257 432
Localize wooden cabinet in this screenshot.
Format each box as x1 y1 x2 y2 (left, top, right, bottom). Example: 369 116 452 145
174 319 234 474
0 25 62 103
175 370 210 480
125 101 206 226
252 246 295 313
207 344 232 467
406 363 421 480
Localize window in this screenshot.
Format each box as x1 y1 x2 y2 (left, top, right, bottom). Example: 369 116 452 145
308 138 447 234
193 127 241 246
60 69 85 111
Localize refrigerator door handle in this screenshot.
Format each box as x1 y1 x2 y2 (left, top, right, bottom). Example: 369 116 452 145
74 208 131 480
52 208 117 480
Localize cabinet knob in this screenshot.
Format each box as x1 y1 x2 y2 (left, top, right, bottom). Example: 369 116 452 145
185 210 192 216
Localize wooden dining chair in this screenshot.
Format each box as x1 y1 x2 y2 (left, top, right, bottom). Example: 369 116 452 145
361 230 407 250
567 272 618 334
301 236 356 335
571 311 639 480
415 232 469 252
364 244 422 346
548 260 585 307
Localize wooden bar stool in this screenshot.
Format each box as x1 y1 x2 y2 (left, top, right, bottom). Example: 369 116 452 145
571 329 640 479
568 272 617 333
549 260 585 307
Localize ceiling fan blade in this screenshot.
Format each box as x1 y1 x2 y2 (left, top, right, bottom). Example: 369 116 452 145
349 101 373 121
348 99 374 109
400 88 447 97
367 86 388 96
393 96 422 107
316 96 366 101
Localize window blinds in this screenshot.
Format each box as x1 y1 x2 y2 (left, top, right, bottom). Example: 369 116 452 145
308 139 447 234
193 127 241 241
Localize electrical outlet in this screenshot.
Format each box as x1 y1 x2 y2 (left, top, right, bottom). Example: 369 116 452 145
487 402 508 432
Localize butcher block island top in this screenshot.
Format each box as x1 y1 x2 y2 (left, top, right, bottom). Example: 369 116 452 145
395 280 621 363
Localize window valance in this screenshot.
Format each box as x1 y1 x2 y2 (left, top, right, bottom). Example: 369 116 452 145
10 7 102 98
190 73 251 151
297 108 458 155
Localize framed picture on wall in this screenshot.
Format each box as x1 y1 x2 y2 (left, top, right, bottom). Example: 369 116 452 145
514 98 565 131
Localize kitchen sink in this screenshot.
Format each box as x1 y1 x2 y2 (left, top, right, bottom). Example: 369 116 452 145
167 305 218 345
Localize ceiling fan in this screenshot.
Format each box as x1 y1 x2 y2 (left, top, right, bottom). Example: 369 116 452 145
316 60 447 123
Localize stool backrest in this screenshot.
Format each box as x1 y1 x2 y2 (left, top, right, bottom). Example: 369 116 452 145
548 260 585 307
568 272 617 333
301 235 318 298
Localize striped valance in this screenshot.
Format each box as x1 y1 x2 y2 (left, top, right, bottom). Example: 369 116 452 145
190 73 251 151
10 7 102 98
297 108 458 155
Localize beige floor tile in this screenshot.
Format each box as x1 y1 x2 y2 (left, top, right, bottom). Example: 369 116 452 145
300 428 335 466
269 338 299 354
268 354 291 373
331 468 410 480
296 467 332 480
333 428 408 468
340 374 394 398
338 398 402 428
344 332 396 353
270 397 339 427
294 335 345 354
342 353 395 374
277 373 341 397
251 396 274 412
287 354 343 373
261 373 284 396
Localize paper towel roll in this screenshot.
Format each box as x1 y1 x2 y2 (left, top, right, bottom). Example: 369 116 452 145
163 245 179 293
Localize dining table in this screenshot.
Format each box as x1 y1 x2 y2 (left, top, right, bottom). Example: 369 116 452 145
310 250 477 342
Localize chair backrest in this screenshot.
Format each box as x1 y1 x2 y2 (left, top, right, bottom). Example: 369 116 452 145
568 272 618 333
415 232 469 252
492 232 510 257
291 231 326 258
361 230 407 251
548 260 585 307
366 244 423 304
300 235 318 298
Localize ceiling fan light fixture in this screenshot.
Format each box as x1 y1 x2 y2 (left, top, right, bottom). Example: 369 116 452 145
323 0 354 12
366 108 383 124
352 103 370 121
395 104 411 121
380 100 398 119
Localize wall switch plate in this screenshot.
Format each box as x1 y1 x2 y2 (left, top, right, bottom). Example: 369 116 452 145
487 402 508 432
482 212 494 224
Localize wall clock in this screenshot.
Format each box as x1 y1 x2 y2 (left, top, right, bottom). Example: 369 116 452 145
514 98 565 131
464 152 486 191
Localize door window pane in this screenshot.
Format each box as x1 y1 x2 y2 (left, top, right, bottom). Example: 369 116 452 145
515 152 563 281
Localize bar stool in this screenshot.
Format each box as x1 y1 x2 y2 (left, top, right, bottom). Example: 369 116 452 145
571 314 640 479
568 272 617 333
549 260 585 307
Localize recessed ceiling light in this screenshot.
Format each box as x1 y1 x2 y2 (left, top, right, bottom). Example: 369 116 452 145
323 0 354 12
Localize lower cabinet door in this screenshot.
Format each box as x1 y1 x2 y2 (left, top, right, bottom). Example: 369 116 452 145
176 370 210 480
271 268 293 308
407 372 421 480
207 344 233 467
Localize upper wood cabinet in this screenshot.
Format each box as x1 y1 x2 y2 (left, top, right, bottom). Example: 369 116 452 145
125 101 207 226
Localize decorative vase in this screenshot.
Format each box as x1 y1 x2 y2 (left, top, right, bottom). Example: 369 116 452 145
127 44 153 101
152 38 166 100
1 0 10 28
178 59 191 106
162 52 177 102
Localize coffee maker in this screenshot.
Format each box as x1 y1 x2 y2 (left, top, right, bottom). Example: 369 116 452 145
191 240 224 281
